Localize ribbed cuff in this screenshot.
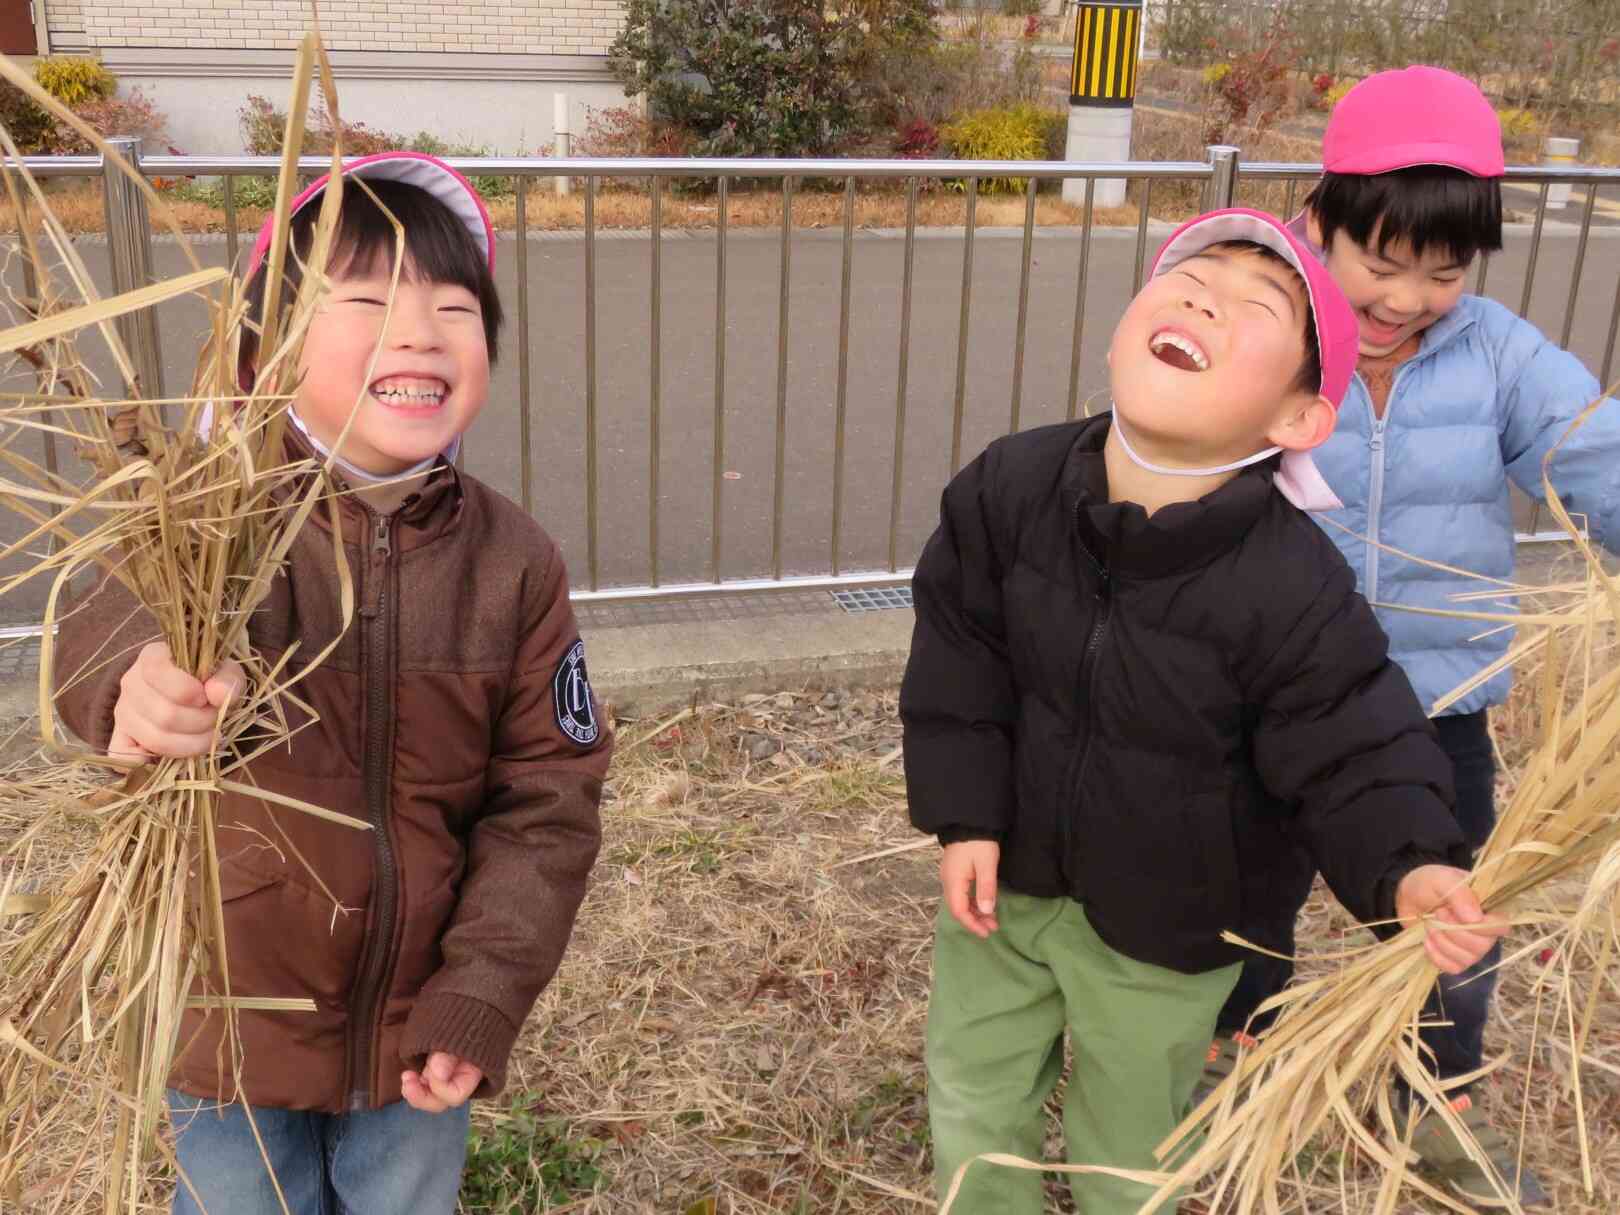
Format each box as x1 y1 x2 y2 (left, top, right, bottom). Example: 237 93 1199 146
400 992 519 1101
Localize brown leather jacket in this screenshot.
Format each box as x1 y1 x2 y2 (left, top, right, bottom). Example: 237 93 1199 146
54 455 609 1113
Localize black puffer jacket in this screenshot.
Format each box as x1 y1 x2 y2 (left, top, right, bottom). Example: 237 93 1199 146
901 415 1468 974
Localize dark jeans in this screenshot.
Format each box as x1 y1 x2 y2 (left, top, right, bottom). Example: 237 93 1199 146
1217 709 1499 1090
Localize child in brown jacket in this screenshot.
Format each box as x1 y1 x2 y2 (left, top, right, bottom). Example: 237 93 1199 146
54 152 611 1214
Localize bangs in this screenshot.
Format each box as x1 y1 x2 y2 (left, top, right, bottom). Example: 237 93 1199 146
1305 167 1503 264
324 180 486 299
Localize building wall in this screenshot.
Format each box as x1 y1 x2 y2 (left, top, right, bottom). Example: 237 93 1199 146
52 0 624 57
40 1 629 154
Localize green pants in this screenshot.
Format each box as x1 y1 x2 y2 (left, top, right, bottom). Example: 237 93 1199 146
926 891 1240 1214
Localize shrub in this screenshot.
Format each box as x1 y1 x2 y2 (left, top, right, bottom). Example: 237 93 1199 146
893 116 940 157
1202 62 1232 86
940 102 1061 193
608 0 936 157
34 57 116 107
236 96 516 197
1497 106 1542 140
38 89 166 155
866 34 1047 132
1323 78 1356 109
0 83 52 154
572 105 693 159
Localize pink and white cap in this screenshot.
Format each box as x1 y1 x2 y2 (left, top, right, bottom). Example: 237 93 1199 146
1323 66 1505 178
244 150 496 281
1128 207 1360 511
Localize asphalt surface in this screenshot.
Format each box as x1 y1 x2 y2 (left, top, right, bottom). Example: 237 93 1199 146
1 217 1617 624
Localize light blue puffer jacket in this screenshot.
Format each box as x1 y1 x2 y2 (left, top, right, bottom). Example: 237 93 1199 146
1312 294 1620 717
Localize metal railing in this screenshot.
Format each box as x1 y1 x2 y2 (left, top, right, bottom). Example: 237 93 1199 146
9 143 1620 601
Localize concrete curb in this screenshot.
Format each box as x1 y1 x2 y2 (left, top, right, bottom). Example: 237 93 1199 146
0 605 917 726
581 607 913 717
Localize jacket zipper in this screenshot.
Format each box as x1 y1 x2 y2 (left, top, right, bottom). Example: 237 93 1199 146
1059 502 1111 896
1360 361 1419 606
346 509 399 1110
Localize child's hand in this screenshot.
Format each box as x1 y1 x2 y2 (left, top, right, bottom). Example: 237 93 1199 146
940 839 1000 938
109 642 244 761
1395 864 1507 975
401 1052 483 1113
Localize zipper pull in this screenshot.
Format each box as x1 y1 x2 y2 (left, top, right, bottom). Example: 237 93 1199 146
1369 431 1384 453
372 515 392 562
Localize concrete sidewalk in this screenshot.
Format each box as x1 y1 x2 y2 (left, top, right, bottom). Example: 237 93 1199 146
0 587 917 722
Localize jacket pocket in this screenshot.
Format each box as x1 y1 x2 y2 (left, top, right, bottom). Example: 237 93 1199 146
208 859 370 1011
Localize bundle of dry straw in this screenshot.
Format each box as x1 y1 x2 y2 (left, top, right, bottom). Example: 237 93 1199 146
0 32 376 1212
1141 395 1620 1214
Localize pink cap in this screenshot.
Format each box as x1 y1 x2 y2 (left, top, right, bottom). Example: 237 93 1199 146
1151 207 1359 409
1324 66 1505 177
244 150 496 280
1149 208 1360 511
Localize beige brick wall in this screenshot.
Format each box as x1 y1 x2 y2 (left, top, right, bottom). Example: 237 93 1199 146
53 0 623 56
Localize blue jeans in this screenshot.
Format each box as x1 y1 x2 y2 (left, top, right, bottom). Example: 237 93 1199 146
167 1090 470 1215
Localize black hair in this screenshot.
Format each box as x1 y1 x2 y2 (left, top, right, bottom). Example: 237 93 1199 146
1200 240 1322 398
1303 165 1503 265
238 177 503 383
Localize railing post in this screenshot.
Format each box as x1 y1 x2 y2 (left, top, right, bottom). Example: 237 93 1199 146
1204 144 1239 211
102 136 164 399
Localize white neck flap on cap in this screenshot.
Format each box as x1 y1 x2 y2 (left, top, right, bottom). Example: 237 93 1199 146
1111 412 1344 512
287 408 458 486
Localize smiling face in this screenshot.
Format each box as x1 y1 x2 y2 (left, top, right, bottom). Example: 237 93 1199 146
1307 213 1470 357
1108 243 1328 468
294 250 491 476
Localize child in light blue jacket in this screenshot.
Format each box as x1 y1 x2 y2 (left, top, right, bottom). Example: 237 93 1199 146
1203 66 1620 1208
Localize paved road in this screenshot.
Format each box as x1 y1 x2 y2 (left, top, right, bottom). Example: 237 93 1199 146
1 218 1617 624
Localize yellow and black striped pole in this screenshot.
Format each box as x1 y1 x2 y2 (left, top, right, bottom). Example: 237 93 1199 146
1070 0 1143 107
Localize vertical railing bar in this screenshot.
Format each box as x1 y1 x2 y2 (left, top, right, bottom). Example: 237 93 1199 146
223 174 240 271
711 176 728 584
15 195 59 509
1559 181 1598 350
830 176 855 577
1009 175 1037 436
102 136 164 399
1601 256 1620 387
1282 176 1298 220
1131 178 1152 295
516 177 533 515
950 177 978 475
888 176 918 573
649 175 662 587
772 175 794 582
1518 182 1549 319
1065 177 1097 423
584 175 600 591
1474 250 1490 296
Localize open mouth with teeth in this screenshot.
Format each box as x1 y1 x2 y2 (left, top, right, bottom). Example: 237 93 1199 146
1149 329 1209 372
370 375 448 409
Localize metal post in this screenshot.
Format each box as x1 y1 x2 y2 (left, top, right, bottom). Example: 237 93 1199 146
553 93 572 197
102 136 164 399
1203 144 1239 211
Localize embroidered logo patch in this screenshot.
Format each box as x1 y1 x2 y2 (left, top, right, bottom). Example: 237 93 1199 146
553 639 599 746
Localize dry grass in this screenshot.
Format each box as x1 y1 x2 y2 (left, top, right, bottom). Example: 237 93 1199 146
2 672 1619 1212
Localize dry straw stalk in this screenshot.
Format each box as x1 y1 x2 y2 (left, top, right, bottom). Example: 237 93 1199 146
0 27 388 1213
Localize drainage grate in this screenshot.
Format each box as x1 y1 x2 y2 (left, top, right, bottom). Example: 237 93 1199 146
829 585 914 614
